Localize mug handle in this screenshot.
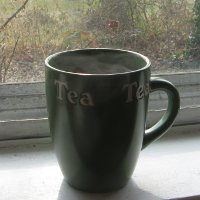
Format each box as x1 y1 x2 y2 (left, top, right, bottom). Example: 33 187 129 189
142 77 180 150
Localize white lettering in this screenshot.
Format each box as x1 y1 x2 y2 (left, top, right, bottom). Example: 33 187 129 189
123 82 138 103
144 83 150 96
54 80 68 101
136 85 144 100
67 90 78 104
80 93 94 106
54 79 95 106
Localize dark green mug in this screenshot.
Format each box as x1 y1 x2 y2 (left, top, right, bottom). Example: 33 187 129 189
45 48 180 192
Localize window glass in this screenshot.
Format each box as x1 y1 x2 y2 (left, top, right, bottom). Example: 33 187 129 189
0 0 198 83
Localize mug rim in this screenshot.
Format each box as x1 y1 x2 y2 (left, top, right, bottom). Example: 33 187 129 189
45 48 151 76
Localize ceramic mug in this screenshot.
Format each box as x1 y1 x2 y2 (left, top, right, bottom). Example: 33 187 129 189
45 48 180 192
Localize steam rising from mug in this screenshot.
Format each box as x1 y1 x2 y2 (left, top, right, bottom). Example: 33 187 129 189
47 51 147 74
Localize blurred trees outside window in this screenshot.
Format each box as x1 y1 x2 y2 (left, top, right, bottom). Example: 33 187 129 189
0 0 199 83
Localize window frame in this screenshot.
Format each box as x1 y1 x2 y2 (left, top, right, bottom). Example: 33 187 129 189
0 71 200 141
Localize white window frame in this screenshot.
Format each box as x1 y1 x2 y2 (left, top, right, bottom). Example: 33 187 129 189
0 71 200 142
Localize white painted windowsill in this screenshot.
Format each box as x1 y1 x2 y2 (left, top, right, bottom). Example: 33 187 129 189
0 125 200 200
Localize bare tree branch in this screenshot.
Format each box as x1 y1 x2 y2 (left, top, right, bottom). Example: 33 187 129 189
0 0 29 31
3 36 20 82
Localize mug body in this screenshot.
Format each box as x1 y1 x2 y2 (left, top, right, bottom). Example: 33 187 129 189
45 48 151 192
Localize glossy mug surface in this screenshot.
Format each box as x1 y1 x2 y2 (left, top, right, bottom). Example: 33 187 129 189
45 48 180 192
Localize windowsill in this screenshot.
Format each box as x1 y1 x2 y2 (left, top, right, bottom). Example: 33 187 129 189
0 125 200 200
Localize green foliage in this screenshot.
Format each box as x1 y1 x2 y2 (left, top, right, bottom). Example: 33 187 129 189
187 0 200 58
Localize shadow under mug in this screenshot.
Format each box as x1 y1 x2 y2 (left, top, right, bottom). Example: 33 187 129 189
45 48 180 192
